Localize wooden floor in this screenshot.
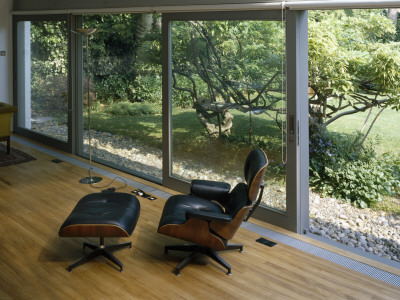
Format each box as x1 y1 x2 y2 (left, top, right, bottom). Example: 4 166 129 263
0 141 399 300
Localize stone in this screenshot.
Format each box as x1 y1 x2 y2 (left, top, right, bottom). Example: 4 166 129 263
348 220 356 226
347 242 355 247
348 232 356 239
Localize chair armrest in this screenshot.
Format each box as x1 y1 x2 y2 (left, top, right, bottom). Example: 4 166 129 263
190 180 231 203
186 211 233 223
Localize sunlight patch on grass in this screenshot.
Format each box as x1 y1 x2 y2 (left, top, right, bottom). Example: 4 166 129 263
328 107 400 155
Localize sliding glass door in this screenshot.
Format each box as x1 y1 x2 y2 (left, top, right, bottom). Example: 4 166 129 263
74 14 163 182
14 15 71 151
163 11 309 232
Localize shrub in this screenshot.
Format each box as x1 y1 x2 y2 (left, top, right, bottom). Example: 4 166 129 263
133 75 162 105
309 124 400 208
95 75 134 104
106 101 160 116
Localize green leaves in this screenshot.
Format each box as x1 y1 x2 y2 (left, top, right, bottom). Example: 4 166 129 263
310 125 400 208
106 101 160 116
309 9 400 124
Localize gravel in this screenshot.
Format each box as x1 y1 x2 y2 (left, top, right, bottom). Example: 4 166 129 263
32 120 400 263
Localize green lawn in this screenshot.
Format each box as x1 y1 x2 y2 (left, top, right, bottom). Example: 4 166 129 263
88 106 287 184
327 107 400 156
89 106 285 160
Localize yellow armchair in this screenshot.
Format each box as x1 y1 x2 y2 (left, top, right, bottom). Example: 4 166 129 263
0 102 18 154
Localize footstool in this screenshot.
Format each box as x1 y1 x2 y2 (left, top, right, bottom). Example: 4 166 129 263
59 192 140 272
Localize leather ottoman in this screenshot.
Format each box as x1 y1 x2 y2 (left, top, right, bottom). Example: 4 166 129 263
59 192 140 272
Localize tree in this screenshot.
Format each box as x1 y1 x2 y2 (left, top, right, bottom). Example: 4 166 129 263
30 21 68 114
171 20 285 139
308 9 400 134
85 14 161 103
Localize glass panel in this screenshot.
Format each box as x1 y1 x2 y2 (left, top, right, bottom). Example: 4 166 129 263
80 14 162 180
17 20 68 142
308 9 400 263
171 20 287 212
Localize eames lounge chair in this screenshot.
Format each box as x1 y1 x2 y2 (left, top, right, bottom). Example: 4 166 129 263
157 148 268 275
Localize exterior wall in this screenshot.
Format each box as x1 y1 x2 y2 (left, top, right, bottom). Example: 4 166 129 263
0 0 13 105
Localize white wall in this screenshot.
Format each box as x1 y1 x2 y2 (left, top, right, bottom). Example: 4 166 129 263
0 0 13 105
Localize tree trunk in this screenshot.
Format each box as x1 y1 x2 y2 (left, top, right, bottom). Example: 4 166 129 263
193 99 233 138
388 9 398 25
136 14 153 39
355 107 385 153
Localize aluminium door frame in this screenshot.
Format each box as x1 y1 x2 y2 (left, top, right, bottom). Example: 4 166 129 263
251 10 309 233
161 10 309 233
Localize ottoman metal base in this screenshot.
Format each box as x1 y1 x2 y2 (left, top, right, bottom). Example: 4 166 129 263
68 237 131 272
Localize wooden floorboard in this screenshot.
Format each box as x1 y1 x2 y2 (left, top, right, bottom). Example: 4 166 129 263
0 141 399 299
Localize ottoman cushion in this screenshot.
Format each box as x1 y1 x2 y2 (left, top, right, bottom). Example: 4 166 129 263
59 192 140 237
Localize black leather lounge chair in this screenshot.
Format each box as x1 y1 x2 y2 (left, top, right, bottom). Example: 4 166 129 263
158 148 268 275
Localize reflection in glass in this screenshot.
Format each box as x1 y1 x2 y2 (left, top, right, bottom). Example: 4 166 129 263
81 14 163 181
17 20 68 142
171 20 287 212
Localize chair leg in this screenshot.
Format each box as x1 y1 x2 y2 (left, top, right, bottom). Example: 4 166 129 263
68 248 102 272
102 249 124 271
205 248 232 275
225 244 243 252
106 241 132 252
175 251 201 276
164 244 241 275
67 238 131 272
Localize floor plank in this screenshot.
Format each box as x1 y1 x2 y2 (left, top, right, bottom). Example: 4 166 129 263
0 141 399 299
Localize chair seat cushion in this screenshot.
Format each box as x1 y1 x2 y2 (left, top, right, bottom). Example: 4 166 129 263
59 192 140 237
158 194 224 228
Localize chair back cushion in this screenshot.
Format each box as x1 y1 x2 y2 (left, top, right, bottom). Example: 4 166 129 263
225 182 250 217
210 183 251 240
244 148 268 201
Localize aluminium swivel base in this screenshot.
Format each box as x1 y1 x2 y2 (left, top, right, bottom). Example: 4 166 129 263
164 244 243 276
67 237 131 272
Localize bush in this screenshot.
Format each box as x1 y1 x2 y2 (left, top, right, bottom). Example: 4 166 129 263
106 101 160 116
309 124 400 208
94 75 134 104
133 75 162 104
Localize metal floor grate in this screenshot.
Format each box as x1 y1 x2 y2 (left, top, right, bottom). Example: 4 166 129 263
241 222 400 287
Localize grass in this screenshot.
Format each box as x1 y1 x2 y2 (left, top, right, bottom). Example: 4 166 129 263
372 195 400 216
327 106 400 155
88 105 287 185
89 106 285 157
